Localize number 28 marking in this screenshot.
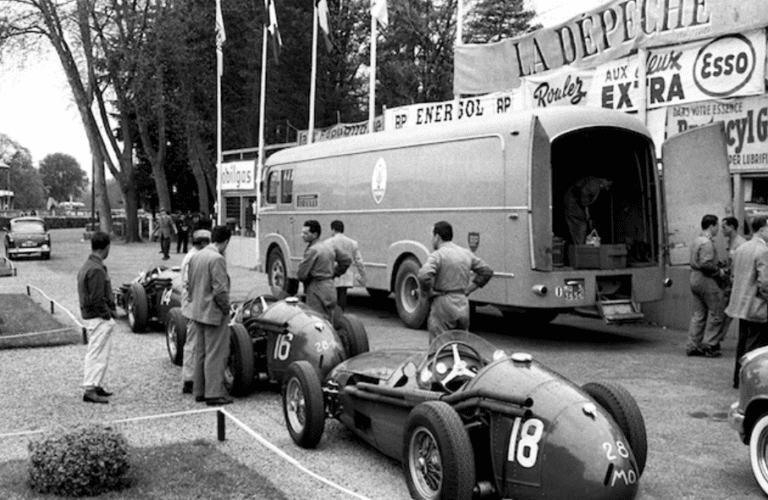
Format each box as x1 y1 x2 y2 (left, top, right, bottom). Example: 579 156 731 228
507 417 545 468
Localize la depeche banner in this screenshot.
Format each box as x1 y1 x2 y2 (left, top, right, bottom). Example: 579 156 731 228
454 0 768 95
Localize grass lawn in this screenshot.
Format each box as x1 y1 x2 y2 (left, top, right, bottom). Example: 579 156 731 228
0 439 289 499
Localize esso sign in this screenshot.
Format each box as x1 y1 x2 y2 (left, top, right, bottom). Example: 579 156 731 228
694 34 756 97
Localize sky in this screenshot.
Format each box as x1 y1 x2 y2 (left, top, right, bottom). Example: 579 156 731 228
0 0 609 181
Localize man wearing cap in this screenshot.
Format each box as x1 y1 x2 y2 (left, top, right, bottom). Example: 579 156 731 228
179 228 211 394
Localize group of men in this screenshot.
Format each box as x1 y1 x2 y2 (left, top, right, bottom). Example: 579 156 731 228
78 216 493 404
78 225 235 405
687 214 768 388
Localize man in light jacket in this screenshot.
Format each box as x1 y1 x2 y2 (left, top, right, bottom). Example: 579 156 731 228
325 220 366 310
725 215 768 388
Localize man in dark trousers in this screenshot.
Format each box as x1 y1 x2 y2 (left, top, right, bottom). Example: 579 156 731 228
78 232 117 404
153 208 177 260
176 211 190 254
297 220 351 321
726 215 768 388
418 221 494 343
563 176 613 245
186 225 232 406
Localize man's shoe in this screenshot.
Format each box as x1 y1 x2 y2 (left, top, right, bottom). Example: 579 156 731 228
182 381 193 394
83 391 109 404
162 256 170 260
206 397 233 406
195 395 206 402
703 347 722 358
95 387 113 397
686 347 705 357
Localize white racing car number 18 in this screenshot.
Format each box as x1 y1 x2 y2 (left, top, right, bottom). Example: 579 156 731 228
507 417 544 468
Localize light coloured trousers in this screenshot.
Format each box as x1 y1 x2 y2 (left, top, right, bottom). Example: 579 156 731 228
82 317 115 389
192 320 230 399
181 320 199 383
428 294 470 344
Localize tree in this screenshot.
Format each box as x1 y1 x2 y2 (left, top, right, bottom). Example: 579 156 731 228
464 0 539 44
39 153 88 202
0 134 45 210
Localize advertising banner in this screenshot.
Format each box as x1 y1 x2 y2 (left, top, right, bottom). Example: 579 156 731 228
666 95 768 172
220 160 255 191
384 91 523 130
297 117 384 145
454 0 768 95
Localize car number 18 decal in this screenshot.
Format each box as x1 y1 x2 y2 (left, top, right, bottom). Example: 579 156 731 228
507 417 545 468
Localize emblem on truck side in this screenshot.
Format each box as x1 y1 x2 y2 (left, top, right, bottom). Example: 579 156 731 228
371 157 387 204
468 232 480 252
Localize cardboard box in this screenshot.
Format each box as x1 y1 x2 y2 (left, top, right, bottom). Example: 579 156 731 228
568 244 627 269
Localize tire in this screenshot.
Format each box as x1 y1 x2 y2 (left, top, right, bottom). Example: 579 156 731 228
582 381 648 476
226 324 255 396
282 360 325 449
403 401 475 500
367 288 390 300
335 314 369 358
749 412 768 496
267 249 290 293
127 282 149 333
165 307 187 366
395 258 429 329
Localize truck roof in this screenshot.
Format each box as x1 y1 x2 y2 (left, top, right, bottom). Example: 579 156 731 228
266 106 652 166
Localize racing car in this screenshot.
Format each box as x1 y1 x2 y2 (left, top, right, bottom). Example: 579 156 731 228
165 291 369 396
115 266 181 333
282 330 647 500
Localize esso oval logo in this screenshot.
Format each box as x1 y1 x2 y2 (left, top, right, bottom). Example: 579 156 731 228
693 34 756 97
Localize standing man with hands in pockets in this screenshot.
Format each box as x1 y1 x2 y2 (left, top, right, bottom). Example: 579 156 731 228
186 225 233 406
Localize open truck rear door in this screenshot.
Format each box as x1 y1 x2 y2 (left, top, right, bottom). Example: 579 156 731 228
662 122 732 266
529 116 553 271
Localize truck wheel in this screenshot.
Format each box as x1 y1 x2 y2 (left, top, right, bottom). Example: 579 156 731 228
267 249 289 293
127 282 149 333
582 381 648 476
165 307 187 366
403 401 475 500
283 360 325 449
395 258 429 329
225 324 255 396
749 413 768 495
335 313 369 358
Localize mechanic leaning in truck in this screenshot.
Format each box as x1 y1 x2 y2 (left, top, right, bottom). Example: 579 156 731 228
418 221 494 343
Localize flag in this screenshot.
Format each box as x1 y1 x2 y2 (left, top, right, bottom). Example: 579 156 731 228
371 0 388 29
316 0 334 53
264 0 283 63
216 0 226 76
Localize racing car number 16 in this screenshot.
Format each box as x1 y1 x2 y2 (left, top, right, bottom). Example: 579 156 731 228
507 417 545 468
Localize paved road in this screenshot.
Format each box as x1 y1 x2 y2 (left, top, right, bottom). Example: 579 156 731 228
0 228 762 499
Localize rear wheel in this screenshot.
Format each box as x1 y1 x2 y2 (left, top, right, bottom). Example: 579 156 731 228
404 401 475 500
582 381 648 476
395 258 429 329
165 307 187 366
749 413 768 495
225 324 255 396
335 314 369 358
283 360 325 448
127 282 149 333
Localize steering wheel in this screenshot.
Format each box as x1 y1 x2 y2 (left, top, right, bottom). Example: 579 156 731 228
430 341 484 392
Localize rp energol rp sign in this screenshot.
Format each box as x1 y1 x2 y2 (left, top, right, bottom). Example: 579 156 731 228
454 0 768 95
220 160 255 190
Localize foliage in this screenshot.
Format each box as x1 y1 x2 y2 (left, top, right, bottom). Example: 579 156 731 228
39 153 87 202
0 134 45 210
464 0 540 44
28 424 130 497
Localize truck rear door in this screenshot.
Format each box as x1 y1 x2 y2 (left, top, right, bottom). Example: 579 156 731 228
529 116 552 271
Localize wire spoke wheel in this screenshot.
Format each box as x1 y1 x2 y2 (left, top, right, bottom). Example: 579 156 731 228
285 378 307 434
408 427 443 498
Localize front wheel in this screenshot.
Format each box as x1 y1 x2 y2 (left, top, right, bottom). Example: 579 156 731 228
127 282 149 333
750 413 768 495
165 307 187 366
395 258 429 329
403 401 475 500
582 381 648 476
335 314 369 358
225 324 255 396
282 361 325 449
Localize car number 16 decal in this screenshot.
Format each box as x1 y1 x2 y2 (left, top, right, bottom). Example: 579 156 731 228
273 333 294 361
507 417 545 468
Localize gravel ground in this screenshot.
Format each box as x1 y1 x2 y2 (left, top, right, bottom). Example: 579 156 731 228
0 228 411 500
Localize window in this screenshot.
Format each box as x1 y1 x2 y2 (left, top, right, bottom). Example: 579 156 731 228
281 169 293 205
266 170 279 204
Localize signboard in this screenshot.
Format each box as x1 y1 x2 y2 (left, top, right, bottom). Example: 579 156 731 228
454 0 768 95
220 160 255 191
384 91 523 130
666 94 768 172
297 116 385 145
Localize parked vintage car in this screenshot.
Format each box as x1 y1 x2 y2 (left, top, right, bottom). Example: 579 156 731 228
729 345 768 496
165 292 369 396
283 330 647 500
3 216 51 260
115 266 181 333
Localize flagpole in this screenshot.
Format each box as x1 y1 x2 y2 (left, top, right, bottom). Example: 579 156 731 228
456 0 463 46
368 13 377 133
255 26 268 268
308 3 319 145
216 10 223 226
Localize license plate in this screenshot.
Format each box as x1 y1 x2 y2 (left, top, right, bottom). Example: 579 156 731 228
22 241 36 247
562 280 585 301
